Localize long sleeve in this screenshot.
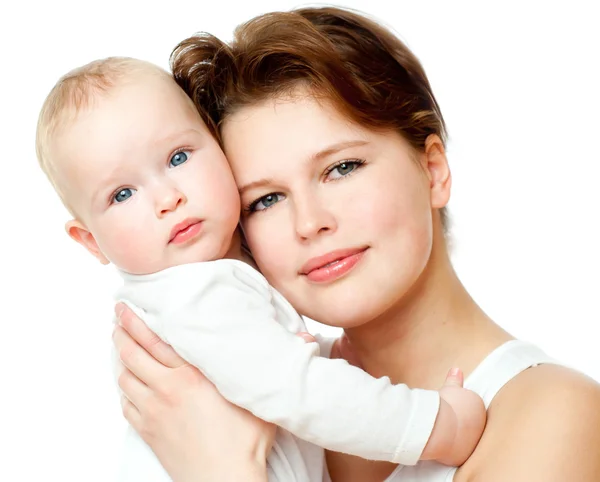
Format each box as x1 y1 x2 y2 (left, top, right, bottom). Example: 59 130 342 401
112 312 312 482
116 260 440 465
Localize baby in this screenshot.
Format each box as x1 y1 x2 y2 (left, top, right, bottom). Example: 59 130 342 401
36 57 485 481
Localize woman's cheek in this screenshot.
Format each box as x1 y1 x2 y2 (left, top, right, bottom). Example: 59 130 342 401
245 213 292 277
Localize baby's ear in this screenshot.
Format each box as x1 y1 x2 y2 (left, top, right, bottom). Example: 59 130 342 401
65 219 110 265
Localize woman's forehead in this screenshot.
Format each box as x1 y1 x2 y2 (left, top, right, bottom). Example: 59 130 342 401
223 95 371 160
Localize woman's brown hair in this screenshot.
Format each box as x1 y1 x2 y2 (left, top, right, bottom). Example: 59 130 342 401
171 6 449 230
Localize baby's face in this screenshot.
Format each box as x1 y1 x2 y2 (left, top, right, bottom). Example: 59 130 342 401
55 73 240 274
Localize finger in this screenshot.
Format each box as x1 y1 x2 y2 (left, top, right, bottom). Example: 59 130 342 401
118 366 153 409
330 337 342 359
331 334 362 368
443 367 464 387
113 324 170 388
116 303 186 369
121 394 142 431
296 332 317 343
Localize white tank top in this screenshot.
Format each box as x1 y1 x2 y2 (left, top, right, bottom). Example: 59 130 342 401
324 340 557 482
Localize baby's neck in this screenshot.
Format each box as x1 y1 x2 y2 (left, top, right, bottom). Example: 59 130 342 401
118 229 256 277
223 229 258 269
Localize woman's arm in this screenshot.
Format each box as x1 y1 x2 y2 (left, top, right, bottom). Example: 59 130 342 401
113 304 274 482
120 263 483 465
455 364 600 482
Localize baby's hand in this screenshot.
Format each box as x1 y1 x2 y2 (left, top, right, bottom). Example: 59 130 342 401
422 368 486 466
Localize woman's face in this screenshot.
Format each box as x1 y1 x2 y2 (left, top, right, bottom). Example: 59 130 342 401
222 92 450 328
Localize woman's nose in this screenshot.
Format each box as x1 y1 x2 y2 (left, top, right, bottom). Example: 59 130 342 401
293 197 337 241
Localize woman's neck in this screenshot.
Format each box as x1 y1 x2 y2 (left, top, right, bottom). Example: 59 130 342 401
345 232 512 389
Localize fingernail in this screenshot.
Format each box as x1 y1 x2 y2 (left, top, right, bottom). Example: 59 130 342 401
448 367 461 377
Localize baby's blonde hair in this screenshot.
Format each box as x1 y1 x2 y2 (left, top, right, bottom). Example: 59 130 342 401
35 57 171 214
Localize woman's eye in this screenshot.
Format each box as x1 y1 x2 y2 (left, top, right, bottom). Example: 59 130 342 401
112 188 137 204
169 150 191 167
251 193 285 212
326 160 363 180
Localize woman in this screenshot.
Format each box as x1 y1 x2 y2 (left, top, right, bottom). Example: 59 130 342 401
113 6 600 481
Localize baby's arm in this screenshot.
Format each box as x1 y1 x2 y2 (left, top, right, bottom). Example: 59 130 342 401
421 369 486 466
119 261 484 465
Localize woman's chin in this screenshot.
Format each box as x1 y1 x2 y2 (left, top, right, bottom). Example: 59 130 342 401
302 303 381 330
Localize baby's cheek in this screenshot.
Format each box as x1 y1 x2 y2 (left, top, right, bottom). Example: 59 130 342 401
103 225 159 273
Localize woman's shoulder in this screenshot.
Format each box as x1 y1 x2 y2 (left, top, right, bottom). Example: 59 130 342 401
456 363 600 482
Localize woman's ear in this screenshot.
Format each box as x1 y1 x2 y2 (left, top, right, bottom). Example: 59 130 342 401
424 134 452 209
65 219 110 265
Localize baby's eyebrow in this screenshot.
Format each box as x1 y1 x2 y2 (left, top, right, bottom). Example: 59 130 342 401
155 128 204 148
90 175 119 205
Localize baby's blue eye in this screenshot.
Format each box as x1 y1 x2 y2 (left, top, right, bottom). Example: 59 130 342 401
170 151 190 167
113 188 136 203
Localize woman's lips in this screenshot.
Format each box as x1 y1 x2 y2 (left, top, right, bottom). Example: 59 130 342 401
300 247 368 283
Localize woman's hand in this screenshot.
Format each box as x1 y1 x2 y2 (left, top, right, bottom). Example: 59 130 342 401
113 303 274 482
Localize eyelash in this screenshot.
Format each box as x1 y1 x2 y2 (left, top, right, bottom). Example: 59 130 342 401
107 146 194 205
323 158 366 180
243 195 279 215
169 147 193 166
109 186 135 205
243 158 366 215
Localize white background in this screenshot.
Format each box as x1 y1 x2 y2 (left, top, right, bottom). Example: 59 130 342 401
1 1 598 481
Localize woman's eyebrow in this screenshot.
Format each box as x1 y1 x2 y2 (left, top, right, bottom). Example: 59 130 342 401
238 178 275 196
238 141 369 196
308 140 369 164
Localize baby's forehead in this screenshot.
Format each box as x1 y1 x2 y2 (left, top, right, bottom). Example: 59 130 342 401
37 57 183 215
51 75 194 174
56 71 174 136
48 120 101 196
47 98 122 192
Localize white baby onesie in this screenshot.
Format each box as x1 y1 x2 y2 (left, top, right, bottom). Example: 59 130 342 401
115 259 440 481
